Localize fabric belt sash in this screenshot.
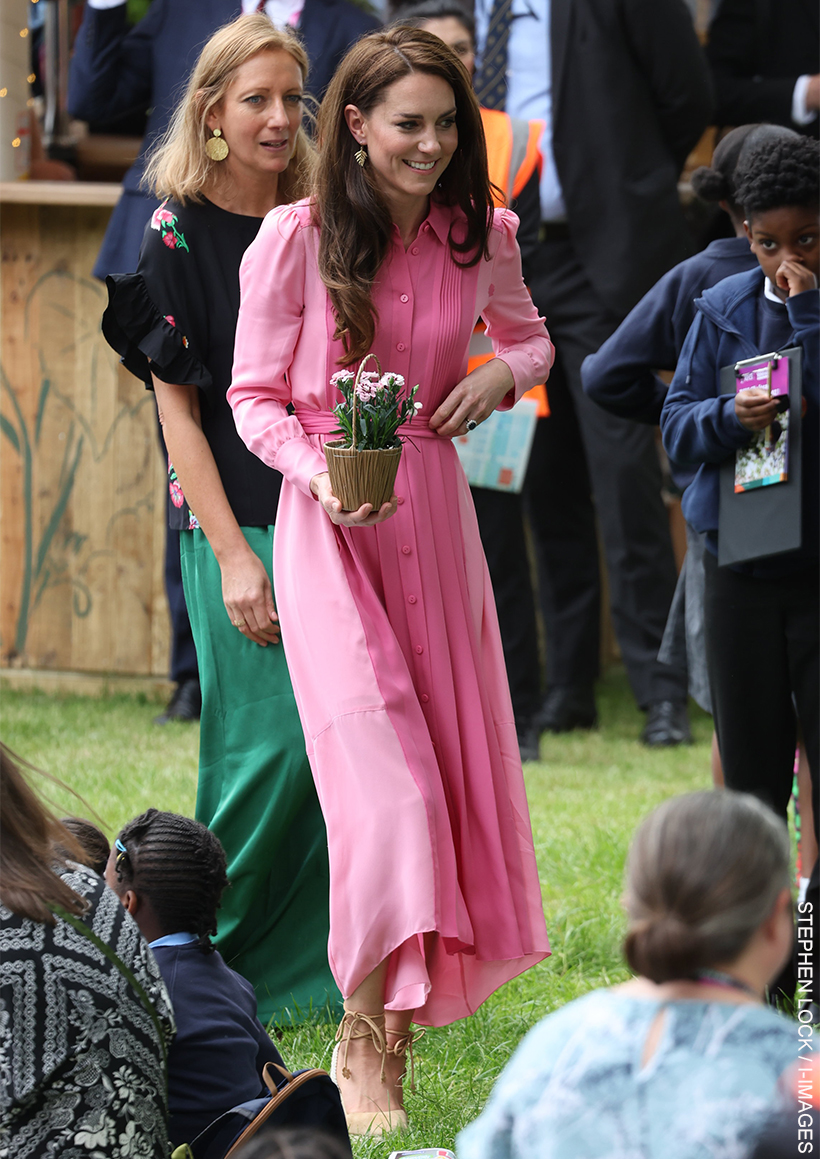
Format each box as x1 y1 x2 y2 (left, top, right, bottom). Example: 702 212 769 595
295 408 443 439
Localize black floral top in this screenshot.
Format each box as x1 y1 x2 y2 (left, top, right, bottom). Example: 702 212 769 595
0 864 175 1158
103 197 283 530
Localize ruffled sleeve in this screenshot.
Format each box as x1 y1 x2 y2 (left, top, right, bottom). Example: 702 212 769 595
102 272 212 392
228 202 328 497
480 208 554 408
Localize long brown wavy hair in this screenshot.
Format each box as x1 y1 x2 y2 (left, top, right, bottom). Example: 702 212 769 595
315 27 493 363
143 14 315 205
0 744 89 925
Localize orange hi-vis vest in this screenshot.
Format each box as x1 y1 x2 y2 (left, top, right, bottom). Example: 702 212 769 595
469 109 549 417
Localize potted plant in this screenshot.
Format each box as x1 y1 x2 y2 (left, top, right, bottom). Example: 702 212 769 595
324 354 420 511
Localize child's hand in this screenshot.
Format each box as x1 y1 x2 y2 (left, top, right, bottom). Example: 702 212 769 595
735 387 780 431
776 259 818 297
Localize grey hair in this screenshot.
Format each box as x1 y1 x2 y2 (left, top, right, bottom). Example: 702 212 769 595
623 790 791 983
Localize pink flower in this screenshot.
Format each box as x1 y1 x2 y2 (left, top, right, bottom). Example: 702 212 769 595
380 373 405 389
164 315 176 328
169 479 184 508
150 201 175 231
162 233 177 249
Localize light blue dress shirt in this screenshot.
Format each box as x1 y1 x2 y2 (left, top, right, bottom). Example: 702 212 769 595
475 0 566 222
149 931 198 948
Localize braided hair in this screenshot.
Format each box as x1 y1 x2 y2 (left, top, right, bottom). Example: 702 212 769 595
112 809 228 953
734 134 820 221
690 124 799 223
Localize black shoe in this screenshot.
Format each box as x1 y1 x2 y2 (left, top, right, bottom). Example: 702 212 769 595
536 685 597 734
517 721 541 762
154 678 201 725
641 700 691 746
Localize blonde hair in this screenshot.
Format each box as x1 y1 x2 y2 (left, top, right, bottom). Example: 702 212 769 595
623 790 791 983
143 14 314 205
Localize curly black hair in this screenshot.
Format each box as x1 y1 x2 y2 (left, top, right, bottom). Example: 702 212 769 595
734 134 820 220
113 809 228 953
690 124 799 218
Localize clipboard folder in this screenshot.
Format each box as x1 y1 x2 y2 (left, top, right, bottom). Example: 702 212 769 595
718 346 802 567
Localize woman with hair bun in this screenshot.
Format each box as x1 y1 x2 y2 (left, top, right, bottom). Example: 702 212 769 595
229 25 552 1133
459 790 796 1159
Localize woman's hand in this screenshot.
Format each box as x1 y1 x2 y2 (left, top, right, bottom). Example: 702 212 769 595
221 549 280 646
735 387 779 432
428 358 515 438
310 472 398 527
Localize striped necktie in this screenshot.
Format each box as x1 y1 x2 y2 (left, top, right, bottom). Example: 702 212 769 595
475 0 513 110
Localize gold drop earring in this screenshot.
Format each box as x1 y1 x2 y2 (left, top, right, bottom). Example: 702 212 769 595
354 143 368 168
205 129 229 162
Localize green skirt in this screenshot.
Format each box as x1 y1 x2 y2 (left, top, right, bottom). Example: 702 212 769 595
180 525 340 1025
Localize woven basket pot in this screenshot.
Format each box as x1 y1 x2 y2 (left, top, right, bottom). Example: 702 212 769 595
324 442 402 511
324 352 403 511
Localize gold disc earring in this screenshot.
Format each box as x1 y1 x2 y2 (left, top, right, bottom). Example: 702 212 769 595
354 144 367 168
205 129 229 162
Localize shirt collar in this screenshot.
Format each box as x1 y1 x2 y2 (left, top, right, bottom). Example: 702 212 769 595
149 932 198 948
764 277 787 305
392 199 452 247
425 199 453 245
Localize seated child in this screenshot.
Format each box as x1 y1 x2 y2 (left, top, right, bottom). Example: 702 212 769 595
60 816 110 875
457 790 796 1159
105 809 285 1148
660 133 819 833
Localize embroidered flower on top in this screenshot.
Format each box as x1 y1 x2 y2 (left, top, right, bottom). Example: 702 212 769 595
164 313 190 347
150 199 190 253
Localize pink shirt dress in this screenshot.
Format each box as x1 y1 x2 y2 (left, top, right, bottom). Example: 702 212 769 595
228 198 553 1026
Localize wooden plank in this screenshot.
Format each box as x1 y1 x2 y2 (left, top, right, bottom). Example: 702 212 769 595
0 666 172 700
0 181 122 207
1 201 170 675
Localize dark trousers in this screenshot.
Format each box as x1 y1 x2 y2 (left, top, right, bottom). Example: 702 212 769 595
704 552 819 831
471 487 541 728
524 236 686 708
156 415 198 686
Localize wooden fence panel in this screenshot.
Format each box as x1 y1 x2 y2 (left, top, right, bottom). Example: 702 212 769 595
1 199 170 675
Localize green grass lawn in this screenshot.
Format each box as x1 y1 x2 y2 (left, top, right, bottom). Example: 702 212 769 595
1 668 715 1154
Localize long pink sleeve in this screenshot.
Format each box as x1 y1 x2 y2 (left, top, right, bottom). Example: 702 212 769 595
480 209 554 408
229 205 329 496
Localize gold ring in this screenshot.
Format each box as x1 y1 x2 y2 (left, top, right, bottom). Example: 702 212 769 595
233 619 246 628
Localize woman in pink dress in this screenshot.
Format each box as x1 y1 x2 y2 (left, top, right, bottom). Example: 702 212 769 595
228 27 552 1135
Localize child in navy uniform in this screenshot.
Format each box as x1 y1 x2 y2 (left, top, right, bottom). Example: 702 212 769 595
582 124 795 742
105 809 285 1149
661 134 819 834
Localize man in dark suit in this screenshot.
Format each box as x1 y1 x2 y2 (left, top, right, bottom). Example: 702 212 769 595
706 0 819 137
474 0 712 743
69 0 379 722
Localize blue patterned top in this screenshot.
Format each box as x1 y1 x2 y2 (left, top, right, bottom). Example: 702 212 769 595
457 990 794 1159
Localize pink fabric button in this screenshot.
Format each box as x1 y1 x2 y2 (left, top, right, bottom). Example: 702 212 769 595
397 343 406 352
396 496 405 505
411 247 420 255
400 294 409 303
421 694 429 703
423 222 430 231
401 545 411 555
415 645 424 654
408 595 417 604
488 284 495 296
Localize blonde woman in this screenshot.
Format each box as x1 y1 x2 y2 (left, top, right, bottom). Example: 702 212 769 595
103 14 339 1024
